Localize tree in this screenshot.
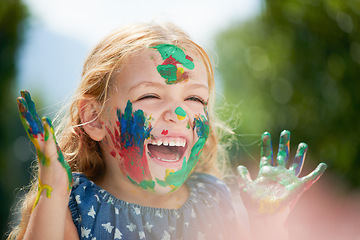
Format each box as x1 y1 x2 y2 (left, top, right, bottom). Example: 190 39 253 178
0 0 28 236
216 0 360 188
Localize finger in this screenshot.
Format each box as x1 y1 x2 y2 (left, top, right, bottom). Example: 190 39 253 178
17 97 43 149
21 90 44 133
259 132 273 168
276 130 290 167
301 163 327 190
40 117 58 166
289 142 307 176
43 116 73 190
237 165 252 189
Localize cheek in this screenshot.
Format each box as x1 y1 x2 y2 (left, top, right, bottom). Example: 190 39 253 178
186 103 206 117
104 101 155 185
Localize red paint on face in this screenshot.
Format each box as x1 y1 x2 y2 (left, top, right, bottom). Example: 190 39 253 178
161 129 168 135
105 125 152 184
162 56 180 66
118 145 150 183
106 126 121 153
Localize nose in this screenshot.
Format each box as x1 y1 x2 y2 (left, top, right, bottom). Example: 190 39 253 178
163 106 188 123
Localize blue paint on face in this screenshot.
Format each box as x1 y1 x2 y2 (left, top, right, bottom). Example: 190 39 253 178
118 100 152 150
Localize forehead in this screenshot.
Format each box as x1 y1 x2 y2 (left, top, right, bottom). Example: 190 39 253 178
114 47 209 91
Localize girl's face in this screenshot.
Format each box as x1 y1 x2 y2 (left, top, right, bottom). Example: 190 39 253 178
102 46 210 194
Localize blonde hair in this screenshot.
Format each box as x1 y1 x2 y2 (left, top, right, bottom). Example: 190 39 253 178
8 22 227 239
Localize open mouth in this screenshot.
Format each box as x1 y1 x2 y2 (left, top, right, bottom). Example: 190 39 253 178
147 138 187 162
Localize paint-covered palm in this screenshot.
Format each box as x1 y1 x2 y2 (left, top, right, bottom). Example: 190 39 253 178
17 91 72 209
237 130 327 215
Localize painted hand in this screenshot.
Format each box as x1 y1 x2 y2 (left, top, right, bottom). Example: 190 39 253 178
17 91 72 210
237 130 327 216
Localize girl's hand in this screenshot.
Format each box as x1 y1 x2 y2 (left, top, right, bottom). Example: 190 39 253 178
237 130 327 218
17 90 73 210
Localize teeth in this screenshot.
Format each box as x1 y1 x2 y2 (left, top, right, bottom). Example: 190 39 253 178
155 157 179 162
149 138 186 147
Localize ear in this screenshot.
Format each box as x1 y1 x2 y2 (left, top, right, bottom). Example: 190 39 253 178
78 99 105 141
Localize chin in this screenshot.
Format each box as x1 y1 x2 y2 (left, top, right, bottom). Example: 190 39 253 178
144 147 191 194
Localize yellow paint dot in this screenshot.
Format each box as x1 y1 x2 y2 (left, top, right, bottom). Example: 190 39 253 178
177 115 186 121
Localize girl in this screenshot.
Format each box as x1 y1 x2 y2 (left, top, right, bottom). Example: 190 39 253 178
9 22 326 240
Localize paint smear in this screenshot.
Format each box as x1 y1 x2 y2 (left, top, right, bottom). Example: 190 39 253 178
17 96 48 165
292 142 307 176
175 107 187 121
156 113 210 190
106 100 155 189
32 177 52 212
151 44 195 85
277 130 290 166
43 116 73 191
17 90 73 212
258 196 281 214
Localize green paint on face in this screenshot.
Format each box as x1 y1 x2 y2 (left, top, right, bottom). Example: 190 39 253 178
175 107 187 120
151 44 195 85
157 64 178 83
156 114 210 188
127 176 155 191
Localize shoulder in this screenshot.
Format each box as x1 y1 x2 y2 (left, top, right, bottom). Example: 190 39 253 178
187 172 232 197
185 172 235 217
70 173 99 199
68 173 103 224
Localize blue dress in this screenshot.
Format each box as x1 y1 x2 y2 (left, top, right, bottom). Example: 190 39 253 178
69 172 239 239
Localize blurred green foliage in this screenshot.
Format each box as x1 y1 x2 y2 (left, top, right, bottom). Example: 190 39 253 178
216 0 360 188
0 0 28 237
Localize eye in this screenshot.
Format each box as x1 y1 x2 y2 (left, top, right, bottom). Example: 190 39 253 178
186 96 207 105
137 94 160 101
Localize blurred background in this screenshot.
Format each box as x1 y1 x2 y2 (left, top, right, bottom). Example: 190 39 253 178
1 0 359 239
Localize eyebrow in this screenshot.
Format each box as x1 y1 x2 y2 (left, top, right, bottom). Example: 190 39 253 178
186 83 209 90
129 81 165 93
129 81 209 92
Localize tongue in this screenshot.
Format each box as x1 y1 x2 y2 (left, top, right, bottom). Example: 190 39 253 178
148 144 180 161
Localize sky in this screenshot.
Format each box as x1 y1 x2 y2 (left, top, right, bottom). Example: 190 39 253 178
17 0 262 109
